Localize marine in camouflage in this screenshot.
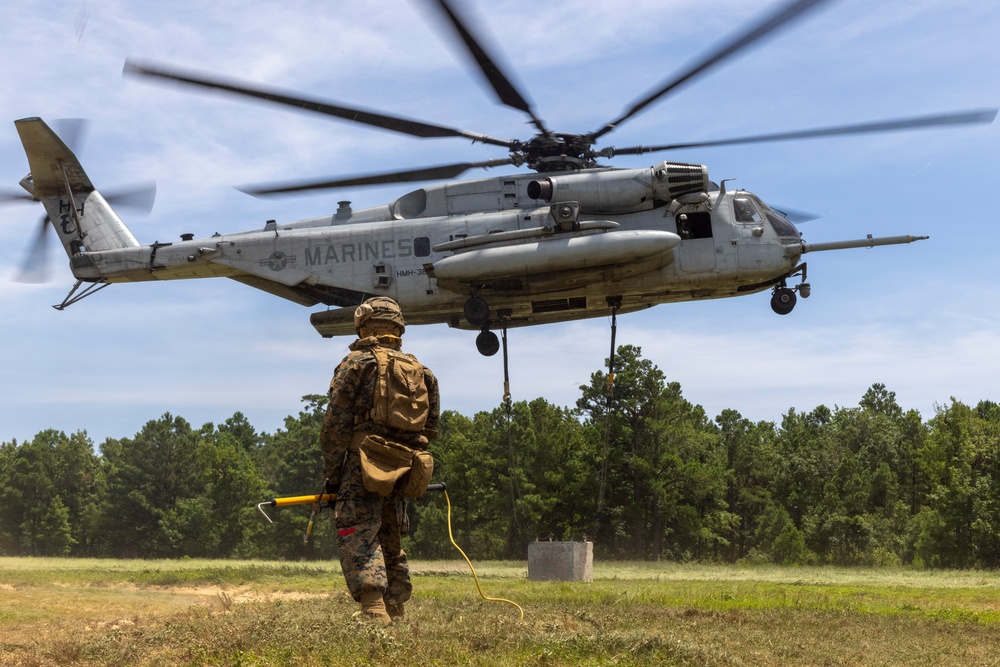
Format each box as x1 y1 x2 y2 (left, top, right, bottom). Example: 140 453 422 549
321 327 439 615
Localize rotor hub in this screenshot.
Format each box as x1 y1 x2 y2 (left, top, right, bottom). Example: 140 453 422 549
515 133 597 172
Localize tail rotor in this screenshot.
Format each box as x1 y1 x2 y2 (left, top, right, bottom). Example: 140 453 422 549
14 215 53 284
4 118 155 282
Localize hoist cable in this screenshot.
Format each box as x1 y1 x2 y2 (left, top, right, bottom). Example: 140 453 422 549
594 299 620 536
499 320 523 532
501 320 512 408
606 303 619 401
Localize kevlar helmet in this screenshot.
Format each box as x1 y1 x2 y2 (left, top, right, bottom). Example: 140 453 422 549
354 297 406 335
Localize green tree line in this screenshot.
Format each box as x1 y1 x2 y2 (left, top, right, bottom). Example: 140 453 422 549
2 345 998 568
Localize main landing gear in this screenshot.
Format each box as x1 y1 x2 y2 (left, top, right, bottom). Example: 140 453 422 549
464 295 502 356
465 294 624 414
464 295 490 327
476 327 501 356
770 263 810 315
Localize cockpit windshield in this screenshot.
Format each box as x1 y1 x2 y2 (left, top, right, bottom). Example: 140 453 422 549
733 194 800 239
733 197 763 223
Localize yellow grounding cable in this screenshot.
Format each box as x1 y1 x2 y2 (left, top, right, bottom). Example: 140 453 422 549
443 489 524 620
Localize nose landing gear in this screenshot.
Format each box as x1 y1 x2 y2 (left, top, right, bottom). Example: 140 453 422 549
770 286 797 315
770 264 810 315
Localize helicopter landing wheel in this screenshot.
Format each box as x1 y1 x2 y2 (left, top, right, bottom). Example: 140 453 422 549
476 328 500 356
464 295 490 326
771 287 797 315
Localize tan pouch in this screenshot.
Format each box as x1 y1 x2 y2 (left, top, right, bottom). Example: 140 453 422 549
399 449 434 498
356 434 413 496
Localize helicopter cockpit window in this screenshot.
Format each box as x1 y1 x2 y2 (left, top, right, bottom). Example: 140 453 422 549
733 197 762 224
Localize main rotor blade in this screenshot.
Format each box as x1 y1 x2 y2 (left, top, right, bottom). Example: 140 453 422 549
771 205 821 224
240 158 514 197
124 59 514 149
425 0 550 137
14 215 51 284
606 108 999 155
590 0 836 141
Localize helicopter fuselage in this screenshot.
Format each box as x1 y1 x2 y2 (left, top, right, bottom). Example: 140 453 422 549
17 115 925 346
67 163 811 336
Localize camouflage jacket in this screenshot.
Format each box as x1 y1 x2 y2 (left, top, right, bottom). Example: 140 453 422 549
320 334 440 486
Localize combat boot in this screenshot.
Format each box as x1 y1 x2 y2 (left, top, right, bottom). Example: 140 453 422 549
385 599 405 621
359 591 392 625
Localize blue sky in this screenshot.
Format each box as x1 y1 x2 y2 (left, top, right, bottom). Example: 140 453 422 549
2 0 998 445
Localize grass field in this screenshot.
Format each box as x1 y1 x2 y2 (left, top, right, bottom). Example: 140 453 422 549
2 557 1000 666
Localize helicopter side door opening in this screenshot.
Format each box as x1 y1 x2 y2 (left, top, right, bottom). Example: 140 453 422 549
675 207 716 275
675 211 713 240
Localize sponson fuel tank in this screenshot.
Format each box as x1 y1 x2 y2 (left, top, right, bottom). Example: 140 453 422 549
427 229 682 282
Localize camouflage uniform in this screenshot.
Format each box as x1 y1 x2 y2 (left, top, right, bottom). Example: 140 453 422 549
320 334 440 610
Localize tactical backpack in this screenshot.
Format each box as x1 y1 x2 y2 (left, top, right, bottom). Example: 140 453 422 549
357 345 434 497
368 346 430 433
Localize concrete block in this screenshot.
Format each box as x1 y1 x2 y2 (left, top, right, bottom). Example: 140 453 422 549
527 541 593 582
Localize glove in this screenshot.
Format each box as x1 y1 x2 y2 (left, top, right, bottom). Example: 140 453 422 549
324 476 339 495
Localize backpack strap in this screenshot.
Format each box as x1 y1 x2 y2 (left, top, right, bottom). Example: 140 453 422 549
368 345 390 425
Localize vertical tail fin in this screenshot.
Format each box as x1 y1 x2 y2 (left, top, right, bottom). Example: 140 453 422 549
15 117 140 261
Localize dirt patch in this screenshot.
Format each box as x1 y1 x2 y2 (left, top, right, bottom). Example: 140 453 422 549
165 585 330 607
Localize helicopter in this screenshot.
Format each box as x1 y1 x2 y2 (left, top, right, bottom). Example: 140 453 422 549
9 0 996 358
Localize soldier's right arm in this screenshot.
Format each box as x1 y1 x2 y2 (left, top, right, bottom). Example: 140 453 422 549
320 352 365 483
422 366 441 442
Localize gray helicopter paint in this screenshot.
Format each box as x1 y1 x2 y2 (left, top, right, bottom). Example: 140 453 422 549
15 117 928 337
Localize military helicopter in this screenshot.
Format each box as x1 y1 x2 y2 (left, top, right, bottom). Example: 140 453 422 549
10 0 996 357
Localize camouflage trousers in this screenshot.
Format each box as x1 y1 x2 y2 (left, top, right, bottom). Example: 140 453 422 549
332 451 412 605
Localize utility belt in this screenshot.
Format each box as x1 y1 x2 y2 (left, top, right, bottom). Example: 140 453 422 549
350 431 434 498
353 415 438 443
